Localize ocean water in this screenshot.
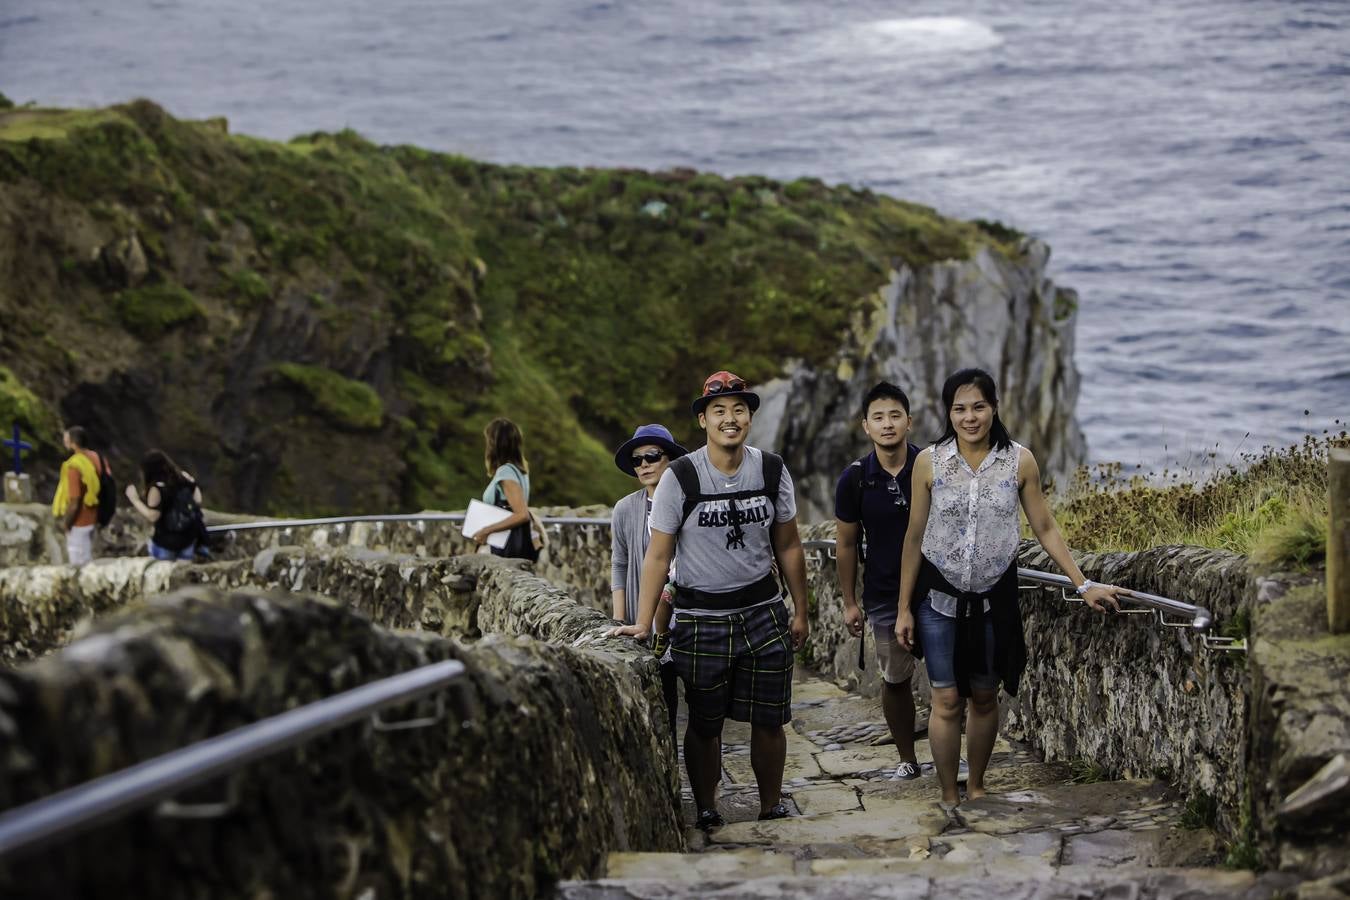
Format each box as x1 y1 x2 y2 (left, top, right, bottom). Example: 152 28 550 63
3 0 1347 473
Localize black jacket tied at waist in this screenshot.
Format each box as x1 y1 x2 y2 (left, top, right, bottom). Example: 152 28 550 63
914 556 1026 698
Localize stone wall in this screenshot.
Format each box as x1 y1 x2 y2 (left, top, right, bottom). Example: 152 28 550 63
799 520 933 704
0 583 681 899
1246 576 1350 879
214 507 616 614
1006 543 1253 837
10 502 1348 875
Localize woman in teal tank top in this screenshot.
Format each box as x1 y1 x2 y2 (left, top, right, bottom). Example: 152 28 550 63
472 417 537 560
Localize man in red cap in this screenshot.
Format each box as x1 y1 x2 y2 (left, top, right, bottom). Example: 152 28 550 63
613 371 810 829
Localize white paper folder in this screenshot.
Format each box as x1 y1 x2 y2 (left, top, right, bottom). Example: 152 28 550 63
462 499 514 549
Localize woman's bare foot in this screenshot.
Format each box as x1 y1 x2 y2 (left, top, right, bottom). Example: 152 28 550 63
965 786 987 800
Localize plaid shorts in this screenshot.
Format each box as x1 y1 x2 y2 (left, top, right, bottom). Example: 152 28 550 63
671 600 794 736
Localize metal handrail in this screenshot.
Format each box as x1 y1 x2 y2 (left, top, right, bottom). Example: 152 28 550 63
0 659 466 861
802 539 1214 631
206 513 614 534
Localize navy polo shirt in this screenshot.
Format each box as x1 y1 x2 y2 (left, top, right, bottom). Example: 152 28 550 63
833 444 920 627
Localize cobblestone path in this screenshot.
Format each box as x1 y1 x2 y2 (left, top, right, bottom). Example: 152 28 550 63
558 669 1300 898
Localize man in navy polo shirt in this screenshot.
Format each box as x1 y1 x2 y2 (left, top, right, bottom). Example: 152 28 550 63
834 381 923 780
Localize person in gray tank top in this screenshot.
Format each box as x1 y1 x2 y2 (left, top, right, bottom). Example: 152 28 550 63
611 371 811 831
896 368 1126 810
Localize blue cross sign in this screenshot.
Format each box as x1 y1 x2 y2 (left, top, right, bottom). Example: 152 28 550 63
3 424 33 475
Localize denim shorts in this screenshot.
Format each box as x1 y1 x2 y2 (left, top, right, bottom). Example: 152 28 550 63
148 539 195 561
917 596 998 691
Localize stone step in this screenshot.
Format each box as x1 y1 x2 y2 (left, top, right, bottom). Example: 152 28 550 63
557 864 1298 899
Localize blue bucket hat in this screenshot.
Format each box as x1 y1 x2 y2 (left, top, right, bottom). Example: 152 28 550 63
614 424 689 476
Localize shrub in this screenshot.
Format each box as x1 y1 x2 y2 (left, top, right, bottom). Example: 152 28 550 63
274 363 383 431
113 282 203 337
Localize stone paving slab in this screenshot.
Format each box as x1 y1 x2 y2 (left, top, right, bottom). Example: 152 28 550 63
559 868 1298 899
604 850 794 881
1063 826 1220 869
722 728 823 783
707 805 948 848
815 745 933 776
788 784 862 816
791 680 850 704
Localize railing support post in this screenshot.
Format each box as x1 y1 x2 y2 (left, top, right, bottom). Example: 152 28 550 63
1329 447 1350 634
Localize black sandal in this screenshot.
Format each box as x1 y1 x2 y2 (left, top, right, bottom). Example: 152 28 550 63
758 803 791 821
695 808 725 830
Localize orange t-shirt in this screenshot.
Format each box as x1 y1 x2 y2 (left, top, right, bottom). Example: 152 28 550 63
66 450 103 528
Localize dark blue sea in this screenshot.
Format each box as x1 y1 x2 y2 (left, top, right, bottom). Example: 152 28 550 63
3 0 1347 473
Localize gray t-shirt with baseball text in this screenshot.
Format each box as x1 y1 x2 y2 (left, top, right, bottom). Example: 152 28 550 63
649 445 797 595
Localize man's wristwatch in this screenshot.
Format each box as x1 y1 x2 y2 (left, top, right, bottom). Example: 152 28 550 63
1075 579 1097 596
651 631 671 657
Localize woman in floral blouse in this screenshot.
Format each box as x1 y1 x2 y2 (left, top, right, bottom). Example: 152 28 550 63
895 368 1124 809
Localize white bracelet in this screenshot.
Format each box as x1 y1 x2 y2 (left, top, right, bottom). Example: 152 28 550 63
1075 579 1097 596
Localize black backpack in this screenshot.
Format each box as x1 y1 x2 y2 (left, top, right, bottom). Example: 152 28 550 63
160 481 203 543
95 455 117 528
668 451 785 530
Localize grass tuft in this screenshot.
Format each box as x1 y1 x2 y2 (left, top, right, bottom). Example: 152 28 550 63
1050 433 1347 558
1179 792 1218 830
1069 759 1110 784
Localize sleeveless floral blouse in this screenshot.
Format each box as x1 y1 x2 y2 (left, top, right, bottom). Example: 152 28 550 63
921 440 1024 617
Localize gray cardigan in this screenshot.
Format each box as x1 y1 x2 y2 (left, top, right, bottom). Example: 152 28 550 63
610 488 651 624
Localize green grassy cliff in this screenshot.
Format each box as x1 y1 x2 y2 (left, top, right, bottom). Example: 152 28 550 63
0 97 1018 514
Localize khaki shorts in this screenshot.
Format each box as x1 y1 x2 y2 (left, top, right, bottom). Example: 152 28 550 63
873 623 915 684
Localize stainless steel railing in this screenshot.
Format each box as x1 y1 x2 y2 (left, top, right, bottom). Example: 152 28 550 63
802 538 1243 651
0 659 466 861
205 513 613 534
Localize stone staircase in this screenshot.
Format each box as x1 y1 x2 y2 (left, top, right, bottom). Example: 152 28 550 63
558 674 1299 899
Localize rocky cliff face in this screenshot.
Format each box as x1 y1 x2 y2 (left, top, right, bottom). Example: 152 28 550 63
0 100 1084 515
752 241 1084 521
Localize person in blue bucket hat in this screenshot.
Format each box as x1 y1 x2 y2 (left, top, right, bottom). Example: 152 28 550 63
611 423 688 748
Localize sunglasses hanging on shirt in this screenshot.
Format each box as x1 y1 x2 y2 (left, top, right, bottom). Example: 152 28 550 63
886 478 908 509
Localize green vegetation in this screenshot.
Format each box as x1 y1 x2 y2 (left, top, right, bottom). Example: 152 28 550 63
1223 805 1263 871
113 282 203 337
0 99 1020 512
0 367 59 446
1068 758 1110 784
1179 791 1218 829
228 268 271 305
1050 434 1345 561
274 363 384 431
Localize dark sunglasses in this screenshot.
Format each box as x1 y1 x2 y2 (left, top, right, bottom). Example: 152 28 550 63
704 377 747 395
631 449 667 467
886 478 909 509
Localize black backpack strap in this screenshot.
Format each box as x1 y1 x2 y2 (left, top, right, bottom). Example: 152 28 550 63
670 455 703 528
760 451 784 516
845 457 866 562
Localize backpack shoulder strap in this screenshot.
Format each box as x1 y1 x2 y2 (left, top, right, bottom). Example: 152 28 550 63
669 455 707 528
760 451 784 512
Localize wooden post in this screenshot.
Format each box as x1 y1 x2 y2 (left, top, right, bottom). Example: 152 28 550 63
1330 447 1350 634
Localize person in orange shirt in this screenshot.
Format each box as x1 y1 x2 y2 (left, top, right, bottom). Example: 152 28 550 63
53 426 105 566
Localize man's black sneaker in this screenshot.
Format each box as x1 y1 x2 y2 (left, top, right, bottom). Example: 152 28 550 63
695 808 725 830
757 803 791 821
